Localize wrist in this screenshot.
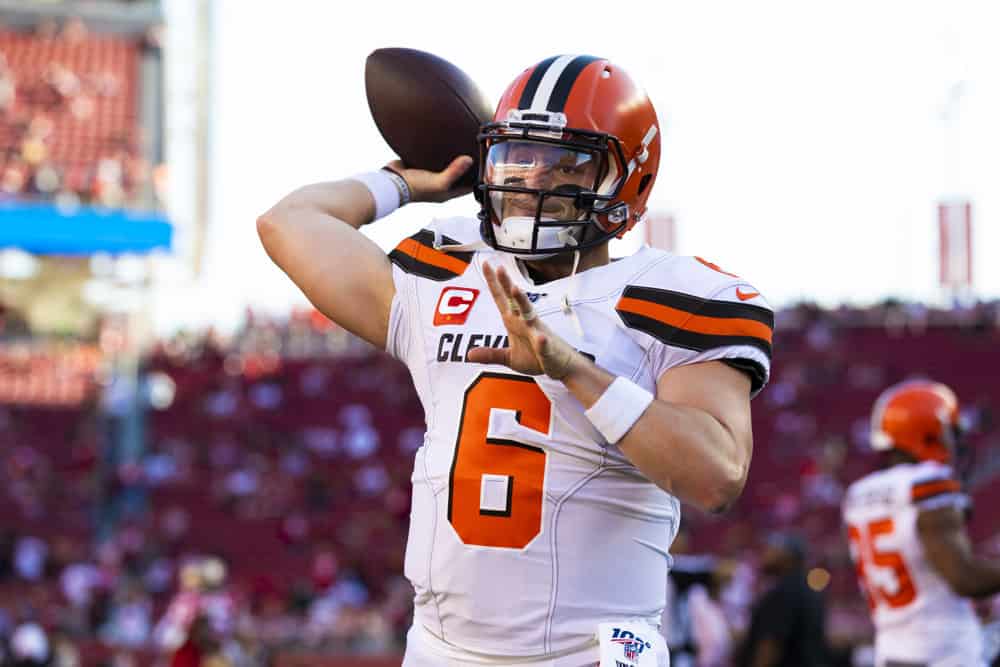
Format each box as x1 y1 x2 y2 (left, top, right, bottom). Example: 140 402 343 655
551 349 585 382
351 168 410 221
583 376 655 446
380 166 411 206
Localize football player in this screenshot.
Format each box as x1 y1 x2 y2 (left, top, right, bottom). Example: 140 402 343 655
259 54 773 666
842 380 1000 667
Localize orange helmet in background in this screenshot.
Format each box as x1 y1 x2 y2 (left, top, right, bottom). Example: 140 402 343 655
477 55 661 256
870 380 961 464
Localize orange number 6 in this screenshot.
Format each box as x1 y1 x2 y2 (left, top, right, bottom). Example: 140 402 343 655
448 373 550 549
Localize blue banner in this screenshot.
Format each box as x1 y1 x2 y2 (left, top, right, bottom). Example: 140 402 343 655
0 201 173 255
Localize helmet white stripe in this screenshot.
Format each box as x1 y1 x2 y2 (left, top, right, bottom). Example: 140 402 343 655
642 124 658 147
530 55 577 111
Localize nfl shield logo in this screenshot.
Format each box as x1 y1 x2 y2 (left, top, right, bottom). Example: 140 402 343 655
623 641 638 660
612 637 639 661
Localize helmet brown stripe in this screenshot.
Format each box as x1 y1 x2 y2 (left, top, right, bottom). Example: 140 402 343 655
545 55 600 112
517 56 558 109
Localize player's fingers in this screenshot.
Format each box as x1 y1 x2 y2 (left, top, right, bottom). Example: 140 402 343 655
439 155 474 188
466 346 510 367
497 275 525 320
495 264 517 300
510 286 537 324
481 263 509 314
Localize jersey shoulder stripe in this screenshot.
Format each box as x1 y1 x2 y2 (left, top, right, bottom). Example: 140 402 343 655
389 229 473 281
912 476 962 503
615 285 774 358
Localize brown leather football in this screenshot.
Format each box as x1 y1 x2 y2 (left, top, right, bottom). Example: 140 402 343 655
365 48 494 188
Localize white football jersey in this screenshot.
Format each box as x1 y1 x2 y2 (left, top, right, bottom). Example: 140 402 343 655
842 462 984 666
387 217 773 659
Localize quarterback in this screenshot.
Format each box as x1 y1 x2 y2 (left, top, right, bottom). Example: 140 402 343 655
843 380 1000 667
259 55 773 666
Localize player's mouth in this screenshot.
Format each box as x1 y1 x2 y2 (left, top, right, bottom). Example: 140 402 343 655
503 196 573 220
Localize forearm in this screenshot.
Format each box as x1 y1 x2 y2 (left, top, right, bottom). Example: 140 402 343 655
255 157 470 348
561 358 749 512
262 179 376 231
256 179 386 313
256 179 394 348
920 508 1000 598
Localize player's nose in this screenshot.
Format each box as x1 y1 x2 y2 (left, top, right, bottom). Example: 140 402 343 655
523 166 553 190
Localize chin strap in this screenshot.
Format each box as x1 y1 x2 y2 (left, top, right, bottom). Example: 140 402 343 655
432 229 487 253
561 246 585 340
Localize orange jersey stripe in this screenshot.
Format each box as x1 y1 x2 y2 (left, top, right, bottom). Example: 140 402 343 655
395 238 469 275
617 296 773 343
912 479 961 501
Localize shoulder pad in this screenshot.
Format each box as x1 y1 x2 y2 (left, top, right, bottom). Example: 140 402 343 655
910 465 962 505
615 283 773 358
389 227 473 281
613 255 774 392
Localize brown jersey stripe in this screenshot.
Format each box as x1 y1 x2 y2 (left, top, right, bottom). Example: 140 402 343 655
394 238 469 274
389 248 460 281
616 296 773 343
388 230 472 281
617 309 772 358
623 286 774 327
408 229 474 262
912 478 961 501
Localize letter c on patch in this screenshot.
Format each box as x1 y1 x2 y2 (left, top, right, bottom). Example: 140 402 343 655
434 287 480 326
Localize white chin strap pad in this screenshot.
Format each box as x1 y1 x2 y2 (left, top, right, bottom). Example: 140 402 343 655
495 216 580 254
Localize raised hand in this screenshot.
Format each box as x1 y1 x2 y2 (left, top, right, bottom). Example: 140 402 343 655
466 262 580 379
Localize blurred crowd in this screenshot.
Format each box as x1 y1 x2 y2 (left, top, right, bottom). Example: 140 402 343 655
0 298 998 666
0 17 163 209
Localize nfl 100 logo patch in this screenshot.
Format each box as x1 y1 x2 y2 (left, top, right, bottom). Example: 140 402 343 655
610 627 652 662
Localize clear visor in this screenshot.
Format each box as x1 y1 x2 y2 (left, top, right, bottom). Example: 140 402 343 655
484 140 605 225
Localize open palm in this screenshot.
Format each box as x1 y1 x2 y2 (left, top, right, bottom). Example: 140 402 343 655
465 262 578 380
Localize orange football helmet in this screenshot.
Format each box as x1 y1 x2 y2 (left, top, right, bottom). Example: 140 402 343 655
870 380 961 464
477 55 661 256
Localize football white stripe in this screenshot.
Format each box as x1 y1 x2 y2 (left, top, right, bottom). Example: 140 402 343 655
530 54 577 111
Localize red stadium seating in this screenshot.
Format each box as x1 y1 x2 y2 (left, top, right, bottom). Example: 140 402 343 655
2 303 998 660
0 24 143 205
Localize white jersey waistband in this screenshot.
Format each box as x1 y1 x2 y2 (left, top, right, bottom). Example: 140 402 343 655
405 623 600 666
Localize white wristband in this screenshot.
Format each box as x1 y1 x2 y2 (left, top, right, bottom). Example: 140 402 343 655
352 170 403 221
381 167 411 206
584 377 654 446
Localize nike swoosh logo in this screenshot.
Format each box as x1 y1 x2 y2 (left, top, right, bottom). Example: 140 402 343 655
735 288 759 301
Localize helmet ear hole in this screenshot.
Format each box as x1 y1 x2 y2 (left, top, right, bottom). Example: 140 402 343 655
637 173 652 196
